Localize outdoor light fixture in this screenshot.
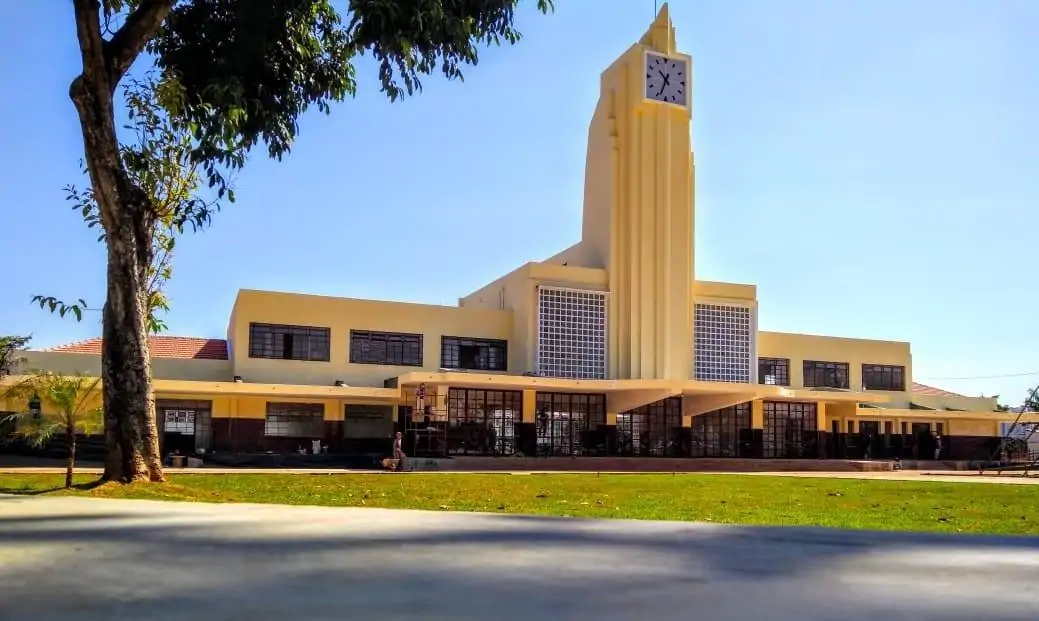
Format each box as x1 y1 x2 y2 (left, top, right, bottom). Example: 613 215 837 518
28 395 41 421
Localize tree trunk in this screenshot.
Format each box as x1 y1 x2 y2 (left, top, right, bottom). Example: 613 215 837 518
70 0 169 483
65 427 76 489
101 230 165 483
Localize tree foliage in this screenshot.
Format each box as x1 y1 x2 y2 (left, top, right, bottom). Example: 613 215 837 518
146 0 554 195
67 0 553 483
1 371 103 488
0 336 31 380
33 76 221 334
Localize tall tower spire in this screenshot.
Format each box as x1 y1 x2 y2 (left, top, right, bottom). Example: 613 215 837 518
579 4 695 380
641 3 677 54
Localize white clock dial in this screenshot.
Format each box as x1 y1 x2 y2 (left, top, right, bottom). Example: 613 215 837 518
645 53 688 107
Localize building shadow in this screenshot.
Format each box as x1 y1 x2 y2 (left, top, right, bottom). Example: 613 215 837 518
0 501 1037 620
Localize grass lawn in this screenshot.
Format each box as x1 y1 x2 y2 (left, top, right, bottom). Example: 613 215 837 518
2 472 1037 535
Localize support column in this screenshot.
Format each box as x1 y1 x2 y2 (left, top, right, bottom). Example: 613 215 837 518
516 389 538 456
522 390 536 423
681 395 695 427
749 399 764 458
815 401 827 458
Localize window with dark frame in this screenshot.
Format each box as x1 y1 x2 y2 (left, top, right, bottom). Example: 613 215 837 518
802 360 850 389
861 364 906 391
758 357 790 386
349 330 423 366
248 323 330 361
616 397 683 457
264 402 324 438
763 401 816 458
440 336 507 371
689 402 752 458
534 392 606 456
446 388 521 456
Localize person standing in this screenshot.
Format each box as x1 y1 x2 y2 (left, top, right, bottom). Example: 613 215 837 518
934 434 943 461
393 431 406 472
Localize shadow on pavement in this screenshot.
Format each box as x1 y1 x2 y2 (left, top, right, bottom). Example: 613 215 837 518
0 499 1037 620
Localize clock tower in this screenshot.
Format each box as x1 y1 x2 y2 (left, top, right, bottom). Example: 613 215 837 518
579 4 695 381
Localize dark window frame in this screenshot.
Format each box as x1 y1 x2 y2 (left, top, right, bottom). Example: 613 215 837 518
803 360 850 389
446 388 521 456
861 364 906 392
248 323 331 362
349 330 424 367
763 401 817 458
264 402 325 438
440 336 508 372
758 357 791 386
535 392 607 457
616 397 683 457
689 402 752 458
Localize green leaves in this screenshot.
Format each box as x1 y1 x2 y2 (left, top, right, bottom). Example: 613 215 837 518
30 296 89 323
345 0 554 102
139 0 551 191
0 336 31 380
0 371 104 445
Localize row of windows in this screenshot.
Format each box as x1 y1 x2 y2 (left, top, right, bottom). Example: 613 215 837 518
758 358 906 391
248 323 506 370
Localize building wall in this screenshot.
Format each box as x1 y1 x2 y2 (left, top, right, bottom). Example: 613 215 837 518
229 289 513 387
758 331 913 401
912 392 998 412
460 262 608 375
19 350 232 382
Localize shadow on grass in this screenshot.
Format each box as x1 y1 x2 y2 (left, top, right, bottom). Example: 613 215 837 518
0 478 104 496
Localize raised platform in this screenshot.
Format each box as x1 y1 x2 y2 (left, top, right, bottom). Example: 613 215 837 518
402 457 894 473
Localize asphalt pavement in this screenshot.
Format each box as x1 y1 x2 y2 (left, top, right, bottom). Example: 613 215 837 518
1 495 1037 620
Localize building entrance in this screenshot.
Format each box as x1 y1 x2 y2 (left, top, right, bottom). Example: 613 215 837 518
616 397 682 457
447 388 521 456
157 400 212 456
763 401 816 458
535 392 606 456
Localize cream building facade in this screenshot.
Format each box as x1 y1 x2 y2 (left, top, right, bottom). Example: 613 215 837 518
4 6 1023 465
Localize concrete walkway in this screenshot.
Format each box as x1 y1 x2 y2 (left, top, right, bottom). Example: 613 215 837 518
1 495 1037 620
2 465 1038 484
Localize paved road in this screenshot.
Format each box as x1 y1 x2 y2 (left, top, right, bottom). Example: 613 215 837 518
1 495 1037 621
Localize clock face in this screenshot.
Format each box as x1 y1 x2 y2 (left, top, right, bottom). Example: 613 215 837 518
645 53 688 107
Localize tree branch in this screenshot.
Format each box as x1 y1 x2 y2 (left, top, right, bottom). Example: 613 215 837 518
72 0 107 86
104 0 175 91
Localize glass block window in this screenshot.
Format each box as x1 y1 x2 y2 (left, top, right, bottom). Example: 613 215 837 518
536 286 607 380
693 303 753 383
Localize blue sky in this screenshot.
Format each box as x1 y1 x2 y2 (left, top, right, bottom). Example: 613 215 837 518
1 1 1036 404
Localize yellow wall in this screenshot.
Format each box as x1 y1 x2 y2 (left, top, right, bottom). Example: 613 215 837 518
693 280 756 301
460 262 609 374
758 331 913 399
19 350 232 382
912 392 998 412
229 289 512 387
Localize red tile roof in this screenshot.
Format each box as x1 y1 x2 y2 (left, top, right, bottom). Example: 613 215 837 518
46 336 228 361
912 382 968 399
